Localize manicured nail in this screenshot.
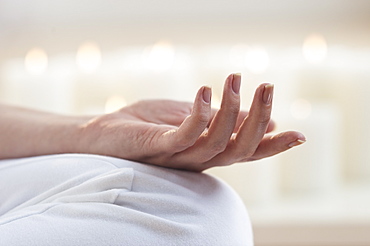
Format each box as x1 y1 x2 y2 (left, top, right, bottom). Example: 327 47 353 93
202 86 212 104
232 73 241 94
288 139 306 148
262 84 274 105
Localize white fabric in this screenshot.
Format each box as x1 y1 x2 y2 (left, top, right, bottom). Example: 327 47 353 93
0 154 253 245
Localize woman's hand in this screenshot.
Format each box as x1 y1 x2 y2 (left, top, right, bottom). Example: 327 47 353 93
79 74 305 171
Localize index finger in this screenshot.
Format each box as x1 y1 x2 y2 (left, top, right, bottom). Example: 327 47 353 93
162 86 212 153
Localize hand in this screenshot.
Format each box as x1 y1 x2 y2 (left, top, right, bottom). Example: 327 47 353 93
79 74 305 171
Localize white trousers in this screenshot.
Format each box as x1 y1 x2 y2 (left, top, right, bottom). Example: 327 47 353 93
0 154 253 245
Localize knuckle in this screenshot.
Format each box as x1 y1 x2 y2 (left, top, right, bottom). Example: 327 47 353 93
165 130 193 152
243 150 255 159
229 138 257 161
228 104 240 115
197 154 215 164
258 114 271 125
235 148 255 160
174 136 194 150
221 103 240 115
249 108 271 126
194 144 226 163
194 111 210 125
210 141 228 154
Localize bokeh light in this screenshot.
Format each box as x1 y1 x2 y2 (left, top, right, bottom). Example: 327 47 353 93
76 41 102 73
143 41 175 72
211 94 222 109
245 47 270 74
24 48 48 75
105 95 127 113
302 33 328 64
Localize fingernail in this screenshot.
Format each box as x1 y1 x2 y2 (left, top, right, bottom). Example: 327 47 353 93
232 73 241 94
262 84 274 105
202 86 212 104
288 139 306 148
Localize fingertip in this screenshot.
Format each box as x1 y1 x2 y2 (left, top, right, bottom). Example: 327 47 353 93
202 86 212 104
249 83 274 114
192 86 212 122
262 83 274 105
231 73 241 94
226 73 234 81
288 132 306 148
270 130 303 142
224 73 242 94
297 132 306 141
288 139 306 148
272 131 306 148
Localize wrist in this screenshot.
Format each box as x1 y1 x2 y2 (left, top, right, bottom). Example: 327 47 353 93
43 114 93 155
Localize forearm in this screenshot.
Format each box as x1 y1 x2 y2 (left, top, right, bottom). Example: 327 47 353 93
0 104 89 160
0 73 305 170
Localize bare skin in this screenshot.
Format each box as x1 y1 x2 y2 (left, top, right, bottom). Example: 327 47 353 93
0 74 305 172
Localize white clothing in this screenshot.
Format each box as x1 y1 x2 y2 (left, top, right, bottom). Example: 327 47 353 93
0 154 253 245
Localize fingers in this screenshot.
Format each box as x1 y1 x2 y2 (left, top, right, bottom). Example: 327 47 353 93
200 83 274 168
234 110 249 132
199 74 241 157
232 83 274 156
233 110 275 133
241 131 306 161
163 86 212 152
160 74 305 171
172 74 241 164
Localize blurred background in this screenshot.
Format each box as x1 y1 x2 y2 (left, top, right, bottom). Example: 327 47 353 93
1 0 369 245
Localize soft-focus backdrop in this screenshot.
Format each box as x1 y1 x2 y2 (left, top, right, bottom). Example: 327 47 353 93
1 1 370 245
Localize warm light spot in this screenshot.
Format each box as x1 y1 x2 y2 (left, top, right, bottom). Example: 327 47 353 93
24 48 48 75
302 34 328 64
244 47 270 74
143 41 175 71
211 94 222 109
76 42 101 73
105 95 127 113
291 99 312 120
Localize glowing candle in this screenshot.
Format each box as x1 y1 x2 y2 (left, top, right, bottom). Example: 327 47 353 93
76 41 102 73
